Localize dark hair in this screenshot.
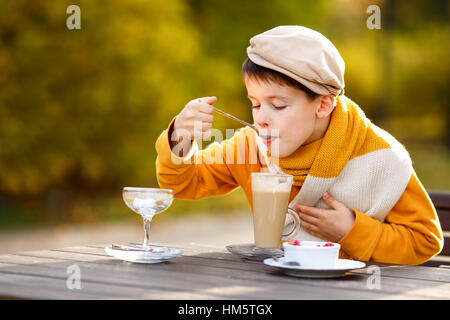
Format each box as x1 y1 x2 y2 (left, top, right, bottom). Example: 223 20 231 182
242 58 319 101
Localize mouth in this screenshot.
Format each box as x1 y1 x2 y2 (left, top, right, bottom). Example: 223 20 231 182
259 135 277 145
257 128 280 146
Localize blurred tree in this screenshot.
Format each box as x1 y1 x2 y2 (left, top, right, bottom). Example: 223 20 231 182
186 0 449 144
185 0 333 122
0 0 239 197
0 0 448 223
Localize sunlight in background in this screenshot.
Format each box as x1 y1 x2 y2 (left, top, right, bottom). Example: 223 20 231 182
0 0 448 235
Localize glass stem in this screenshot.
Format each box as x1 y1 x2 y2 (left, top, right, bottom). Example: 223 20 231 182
142 216 152 249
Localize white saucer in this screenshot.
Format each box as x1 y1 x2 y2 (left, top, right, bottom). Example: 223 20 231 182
105 245 182 264
264 257 366 278
226 243 283 261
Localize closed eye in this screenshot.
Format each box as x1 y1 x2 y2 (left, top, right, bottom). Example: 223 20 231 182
252 105 287 110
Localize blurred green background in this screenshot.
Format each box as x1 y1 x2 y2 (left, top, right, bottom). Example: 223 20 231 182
0 0 449 230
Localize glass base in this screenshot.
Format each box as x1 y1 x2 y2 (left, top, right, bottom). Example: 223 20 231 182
106 243 182 263
111 243 169 253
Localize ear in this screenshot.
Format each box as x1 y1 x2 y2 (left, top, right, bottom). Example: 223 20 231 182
316 95 335 119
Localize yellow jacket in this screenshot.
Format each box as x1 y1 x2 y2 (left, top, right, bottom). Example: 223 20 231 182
156 113 443 265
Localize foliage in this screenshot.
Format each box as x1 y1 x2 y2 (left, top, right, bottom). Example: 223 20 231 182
0 0 448 226
0 0 237 197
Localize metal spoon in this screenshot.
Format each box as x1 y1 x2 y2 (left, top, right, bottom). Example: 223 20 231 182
213 107 259 135
284 261 301 267
212 106 283 174
273 256 301 267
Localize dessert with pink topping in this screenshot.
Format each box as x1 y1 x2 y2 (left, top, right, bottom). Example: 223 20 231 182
287 240 335 247
283 240 341 268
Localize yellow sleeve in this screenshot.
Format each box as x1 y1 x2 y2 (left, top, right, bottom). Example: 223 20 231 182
155 118 256 200
338 170 444 265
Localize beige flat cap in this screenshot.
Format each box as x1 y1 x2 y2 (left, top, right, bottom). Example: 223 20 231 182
247 25 345 96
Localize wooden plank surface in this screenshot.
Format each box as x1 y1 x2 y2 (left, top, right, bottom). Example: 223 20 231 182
0 243 449 300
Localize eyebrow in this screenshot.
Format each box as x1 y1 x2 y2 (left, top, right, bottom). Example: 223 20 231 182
247 95 290 100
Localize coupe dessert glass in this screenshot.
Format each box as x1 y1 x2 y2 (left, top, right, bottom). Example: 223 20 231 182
122 187 174 252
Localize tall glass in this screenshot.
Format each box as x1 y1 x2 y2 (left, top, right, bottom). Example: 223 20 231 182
251 172 300 248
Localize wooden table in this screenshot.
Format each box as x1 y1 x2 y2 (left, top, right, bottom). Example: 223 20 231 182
0 242 449 300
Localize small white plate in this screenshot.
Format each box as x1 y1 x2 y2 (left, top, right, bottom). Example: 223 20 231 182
264 257 366 278
105 245 182 264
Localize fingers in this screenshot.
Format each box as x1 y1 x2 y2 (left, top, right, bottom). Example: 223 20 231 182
292 203 321 237
196 96 217 105
296 209 320 224
292 196 352 242
199 113 214 123
299 219 321 237
293 203 323 219
195 97 216 114
322 192 347 211
187 97 215 124
293 192 346 216
192 97 216 139
182 108 213 122
174 96 217 141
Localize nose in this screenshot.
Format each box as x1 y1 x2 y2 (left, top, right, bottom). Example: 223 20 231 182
253 104 271 129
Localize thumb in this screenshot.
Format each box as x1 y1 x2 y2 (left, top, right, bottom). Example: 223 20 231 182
322 192 345 210
202 96 217 105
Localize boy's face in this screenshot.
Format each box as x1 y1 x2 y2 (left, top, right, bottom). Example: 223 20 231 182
245 78 323 158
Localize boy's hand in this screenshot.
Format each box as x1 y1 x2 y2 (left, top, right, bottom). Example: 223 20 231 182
173 96 216 141
292 192 355 242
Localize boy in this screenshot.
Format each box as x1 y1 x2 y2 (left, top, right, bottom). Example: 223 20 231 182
155 26 443 265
